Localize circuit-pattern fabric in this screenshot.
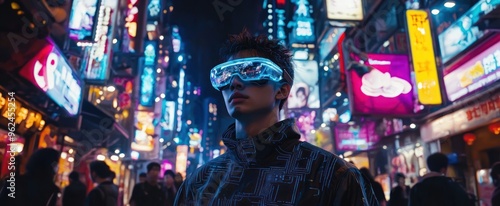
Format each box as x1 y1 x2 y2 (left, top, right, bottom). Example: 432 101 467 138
175 119 379 206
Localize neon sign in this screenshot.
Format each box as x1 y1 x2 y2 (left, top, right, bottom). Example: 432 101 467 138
85 5 112 81
124 0 139 52
140 41 157 107
19 39 83 116
144 42 156 66
147 0 161 19
140 67 155 107
290 0 315 43
444 37 500 101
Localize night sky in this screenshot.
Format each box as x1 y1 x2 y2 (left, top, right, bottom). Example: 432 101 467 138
170 0 265 128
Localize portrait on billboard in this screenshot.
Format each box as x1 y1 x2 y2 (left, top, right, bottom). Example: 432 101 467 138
438 0 500 63
439 16 482 63
288 60 320 109
68 0 99 41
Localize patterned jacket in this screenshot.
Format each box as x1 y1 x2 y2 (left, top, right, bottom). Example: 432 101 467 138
175 119 379 206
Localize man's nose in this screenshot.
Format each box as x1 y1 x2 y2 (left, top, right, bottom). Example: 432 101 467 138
229 76 245 90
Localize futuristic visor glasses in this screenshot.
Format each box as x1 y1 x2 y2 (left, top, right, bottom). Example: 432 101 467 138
210 57 292 90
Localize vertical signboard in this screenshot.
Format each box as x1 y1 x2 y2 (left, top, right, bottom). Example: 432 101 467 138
84 0 118 81
139 41 157 107
406 10 442 105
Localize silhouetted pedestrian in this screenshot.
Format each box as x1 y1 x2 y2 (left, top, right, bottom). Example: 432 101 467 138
85 161 118 206
388 173 410 206
63 171 87 206
0 148 61 206
409 152 473 206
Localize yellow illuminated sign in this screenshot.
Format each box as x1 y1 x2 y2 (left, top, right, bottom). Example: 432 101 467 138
406 10 442 105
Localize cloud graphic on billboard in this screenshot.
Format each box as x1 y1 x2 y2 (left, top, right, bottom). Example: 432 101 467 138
360 69 412 98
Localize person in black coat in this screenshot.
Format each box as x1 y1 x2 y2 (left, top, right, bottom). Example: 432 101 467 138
409 152 473 206
0 148 61 206
85 161 119 206
175 30 379 206
490 162 500 206
63 171 87 206
388 173 410 206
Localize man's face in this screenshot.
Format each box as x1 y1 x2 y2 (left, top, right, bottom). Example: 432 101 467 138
148 167 160 181
397 177 405 186
221 50 287 119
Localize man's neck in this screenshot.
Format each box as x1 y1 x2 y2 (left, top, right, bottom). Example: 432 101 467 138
95 178 109 184
235 110 280 139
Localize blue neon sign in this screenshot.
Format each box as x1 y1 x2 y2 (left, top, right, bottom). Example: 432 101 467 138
140 41 157 107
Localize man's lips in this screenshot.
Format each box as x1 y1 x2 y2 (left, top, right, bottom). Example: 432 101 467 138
229 92 249 103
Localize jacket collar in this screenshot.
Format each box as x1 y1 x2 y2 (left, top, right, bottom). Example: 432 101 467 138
222 119 300 165
420 171 445 182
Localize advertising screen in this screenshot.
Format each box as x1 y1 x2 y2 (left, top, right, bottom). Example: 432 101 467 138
68 0 99 41
83 1 115 81
132 111 155 151
318 28 345 61
286 110 317 143
19 38 83 116
326 0 364 21
438 0 500 64
348 54 414 115
160 101 176 131
288 60 320 109
334 121 380 151
444 36 500 101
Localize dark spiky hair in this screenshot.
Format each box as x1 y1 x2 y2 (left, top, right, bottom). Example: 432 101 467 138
219 29 294 110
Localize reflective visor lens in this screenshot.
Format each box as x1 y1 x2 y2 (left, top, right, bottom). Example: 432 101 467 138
210 57 284 90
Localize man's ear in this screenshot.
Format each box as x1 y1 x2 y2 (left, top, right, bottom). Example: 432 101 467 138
276 83 291 100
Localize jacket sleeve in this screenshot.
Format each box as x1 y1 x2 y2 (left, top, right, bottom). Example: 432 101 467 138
328 167 380 206
450 181 473 206
174 178 198 206
174 180 187 206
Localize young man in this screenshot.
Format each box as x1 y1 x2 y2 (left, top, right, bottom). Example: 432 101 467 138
175 30 378 205
409 153 472 206
129 162 166 206
85 161 118 206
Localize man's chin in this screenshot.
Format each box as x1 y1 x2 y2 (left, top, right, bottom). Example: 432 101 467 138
229 107 249 118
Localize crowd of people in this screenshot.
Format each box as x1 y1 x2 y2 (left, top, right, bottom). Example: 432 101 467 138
357 152 500 206
0 148 182 206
